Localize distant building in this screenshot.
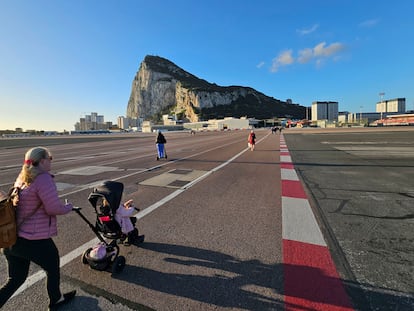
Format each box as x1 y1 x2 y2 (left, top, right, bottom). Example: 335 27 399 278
183 117 249 131
205 117 249 131
311 101 338 122
141 117 249 133
348 112 382 124
75 112 111 131
117 116 129 130
374 113 414 126
163 114 177 125
117 116 142 130
376 98 405 114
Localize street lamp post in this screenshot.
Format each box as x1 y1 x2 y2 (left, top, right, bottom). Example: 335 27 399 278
379 92 385 119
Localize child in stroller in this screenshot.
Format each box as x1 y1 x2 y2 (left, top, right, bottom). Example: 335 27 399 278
90 181 144 246
105 198 144 246
74 181 144 274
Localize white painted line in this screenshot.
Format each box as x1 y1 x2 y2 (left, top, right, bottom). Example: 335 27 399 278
60 166 122 176
281 168 299 181
136 189 185 219
282 196 326 246
280 155 292 163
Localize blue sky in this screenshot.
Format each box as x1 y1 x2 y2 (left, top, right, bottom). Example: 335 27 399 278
1 0 413 131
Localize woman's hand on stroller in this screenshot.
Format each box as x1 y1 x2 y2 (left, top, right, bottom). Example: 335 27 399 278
64 199 74 210
65 198 81 211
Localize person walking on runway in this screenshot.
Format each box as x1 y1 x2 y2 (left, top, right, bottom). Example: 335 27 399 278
155 130 167 160
248 130 256 151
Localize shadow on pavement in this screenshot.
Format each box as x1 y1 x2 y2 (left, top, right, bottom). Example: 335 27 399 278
113 242 414 310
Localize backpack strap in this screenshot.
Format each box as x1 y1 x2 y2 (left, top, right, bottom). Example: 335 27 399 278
10 187 43 229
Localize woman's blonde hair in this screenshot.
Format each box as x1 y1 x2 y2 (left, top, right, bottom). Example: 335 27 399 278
18 147 52 185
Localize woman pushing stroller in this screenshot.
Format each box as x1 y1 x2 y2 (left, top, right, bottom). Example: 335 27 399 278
0 147 76 310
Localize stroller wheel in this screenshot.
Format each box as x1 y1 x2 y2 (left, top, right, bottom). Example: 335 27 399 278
112 255 126 275
81 248 92 264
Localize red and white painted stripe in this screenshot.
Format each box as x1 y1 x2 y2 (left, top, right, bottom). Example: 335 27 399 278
280 134 354 311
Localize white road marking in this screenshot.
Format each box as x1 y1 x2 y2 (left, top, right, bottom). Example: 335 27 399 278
280 155 292 163
60 166 122 175
281 168 299 181
282 196 326 246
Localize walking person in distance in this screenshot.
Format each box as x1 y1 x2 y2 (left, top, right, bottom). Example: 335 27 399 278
155 130 167 160
248 130 256 151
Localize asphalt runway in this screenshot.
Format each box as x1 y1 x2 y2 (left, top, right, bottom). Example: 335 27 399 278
0 128 413 310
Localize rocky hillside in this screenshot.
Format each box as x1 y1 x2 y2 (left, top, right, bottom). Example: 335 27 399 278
126 55 305 122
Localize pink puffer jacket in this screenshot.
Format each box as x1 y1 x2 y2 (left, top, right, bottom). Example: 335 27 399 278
15 173 72 240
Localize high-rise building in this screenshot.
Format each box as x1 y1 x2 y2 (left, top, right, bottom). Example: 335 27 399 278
311 101 338 121
75 112 107 131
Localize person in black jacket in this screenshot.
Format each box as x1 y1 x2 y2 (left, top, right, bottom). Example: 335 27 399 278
155 131 167 160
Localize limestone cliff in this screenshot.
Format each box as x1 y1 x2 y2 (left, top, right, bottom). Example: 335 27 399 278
126 55 305 122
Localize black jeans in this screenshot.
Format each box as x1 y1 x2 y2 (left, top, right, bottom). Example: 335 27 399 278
0 237 62 307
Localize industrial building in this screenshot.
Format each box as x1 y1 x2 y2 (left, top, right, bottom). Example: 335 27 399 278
376 98 406 116
141 116 250 133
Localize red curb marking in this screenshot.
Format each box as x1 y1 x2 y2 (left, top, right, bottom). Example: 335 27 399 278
281 163 295 169
282 180 308 199
284 240 354 311
280 135 354 310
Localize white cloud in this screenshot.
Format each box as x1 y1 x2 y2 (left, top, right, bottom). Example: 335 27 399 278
313 42 345 57
297 48 313 64
315 59 323 69
256 61 265 69
271 50 294 72
359 19 379 27
278 50 295 65
270 41 345 72
297 24 319 35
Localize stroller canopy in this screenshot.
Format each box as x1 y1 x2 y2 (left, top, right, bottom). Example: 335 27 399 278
88 181 124 215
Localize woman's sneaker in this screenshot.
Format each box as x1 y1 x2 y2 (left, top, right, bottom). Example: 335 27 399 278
48 290 76 310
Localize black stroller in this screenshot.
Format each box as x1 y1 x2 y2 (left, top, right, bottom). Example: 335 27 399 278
73 181 142 274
